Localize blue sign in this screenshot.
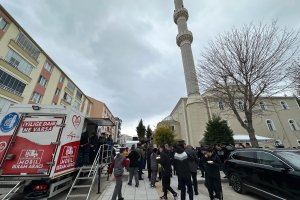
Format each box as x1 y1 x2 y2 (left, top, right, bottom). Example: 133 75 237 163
0 112 19 133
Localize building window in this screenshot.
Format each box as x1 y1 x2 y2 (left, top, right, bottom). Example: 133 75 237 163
259 101 267 111
243 119 248 127
63 92 72 104
288 119 299 131
67 81 75 92
0 97 14 113
55 88 61 96
44 61 53 73
5 49 34 76
0 69 26 96
16 32 40 60
266 119 276 131
218 101 224 110
72 100 81 110
38 76 48 87
280 101 288 110
76 90 82 100
0 17 8 30
59 76 65 83
171 126 175 132
297 140 300 147
238 101 244 110
31 92 42 103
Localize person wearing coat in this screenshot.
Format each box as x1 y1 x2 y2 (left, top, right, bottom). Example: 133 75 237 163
174 142 193 200
109 148 129 200
150 148 158 187
157 145 178 200
186 145 199 195
127 145 140 187
202 148 223 200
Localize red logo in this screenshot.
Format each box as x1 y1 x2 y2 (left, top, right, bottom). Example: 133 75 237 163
72 115 81 129
0 141 7 153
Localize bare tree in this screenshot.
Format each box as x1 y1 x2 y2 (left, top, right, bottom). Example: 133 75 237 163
293 60 300 96
198 22 299 147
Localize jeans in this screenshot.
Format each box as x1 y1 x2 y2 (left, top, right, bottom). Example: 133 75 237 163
191 172 198 194
112 176 123 200
128 167 139 186
162 175 176 197
178 177 193 200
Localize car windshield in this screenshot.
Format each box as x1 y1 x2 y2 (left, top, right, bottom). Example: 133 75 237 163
277 151 300 170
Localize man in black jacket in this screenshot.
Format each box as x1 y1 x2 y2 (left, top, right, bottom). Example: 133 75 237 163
146 145 153 181
127 145 140 187
174 141 193 200
157 145 177 200
203 148 223 200
185 145 199 195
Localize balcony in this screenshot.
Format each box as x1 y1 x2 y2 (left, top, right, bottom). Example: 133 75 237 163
0 83 23 102
9 40 38 66
0 59 31 83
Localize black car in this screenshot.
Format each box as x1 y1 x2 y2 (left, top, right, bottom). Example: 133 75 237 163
225 148 300 200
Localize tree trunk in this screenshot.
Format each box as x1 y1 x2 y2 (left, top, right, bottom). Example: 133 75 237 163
247 129 259 148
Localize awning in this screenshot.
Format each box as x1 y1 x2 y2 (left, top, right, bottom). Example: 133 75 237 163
87 118 115 126
233 134 275 143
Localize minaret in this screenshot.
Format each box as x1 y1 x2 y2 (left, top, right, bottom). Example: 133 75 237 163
173 0 200 97
172 0 208 146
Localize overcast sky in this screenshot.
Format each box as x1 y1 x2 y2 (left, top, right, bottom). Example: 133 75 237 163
2 0 300 136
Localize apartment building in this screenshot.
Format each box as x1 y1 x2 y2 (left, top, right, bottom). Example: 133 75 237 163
0 5 92 115
88 96 121 142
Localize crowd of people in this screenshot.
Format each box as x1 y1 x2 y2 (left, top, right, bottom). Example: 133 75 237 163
109 141 237 200
77 132 114 167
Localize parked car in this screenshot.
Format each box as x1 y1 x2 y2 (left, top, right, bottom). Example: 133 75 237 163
225 148 300 200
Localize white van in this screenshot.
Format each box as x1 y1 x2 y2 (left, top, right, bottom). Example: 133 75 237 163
125 140 139 148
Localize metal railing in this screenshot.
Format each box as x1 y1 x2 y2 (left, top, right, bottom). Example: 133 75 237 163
0 83 22 97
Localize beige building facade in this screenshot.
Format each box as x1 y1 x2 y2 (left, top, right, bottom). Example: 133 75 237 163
88 97 121 142
0 5 93 116
161 95 300 148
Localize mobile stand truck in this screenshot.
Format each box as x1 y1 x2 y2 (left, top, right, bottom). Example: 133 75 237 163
0 103 112 199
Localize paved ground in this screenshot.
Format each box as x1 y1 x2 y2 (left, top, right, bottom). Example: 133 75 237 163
96 171 265 200
53 175 110 200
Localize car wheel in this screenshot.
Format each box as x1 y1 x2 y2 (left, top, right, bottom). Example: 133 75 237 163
229 173 245 194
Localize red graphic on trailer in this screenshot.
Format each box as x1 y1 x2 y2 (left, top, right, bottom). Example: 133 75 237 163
55 141 79 173
1 115 65 175
3 137 54 174
0 141 7 153
0 136 12 167
13 149 44 169
72 115 81 129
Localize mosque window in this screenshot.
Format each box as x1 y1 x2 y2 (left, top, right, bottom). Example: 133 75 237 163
289 119 299 131
238 101 244 110
259 101 267 111
266 119 275 131
280 101 288 110
218 101 224 110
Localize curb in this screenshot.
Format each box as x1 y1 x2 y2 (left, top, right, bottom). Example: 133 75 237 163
197 178 229 184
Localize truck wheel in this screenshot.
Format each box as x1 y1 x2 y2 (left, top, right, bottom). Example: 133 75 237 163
229 173 246 194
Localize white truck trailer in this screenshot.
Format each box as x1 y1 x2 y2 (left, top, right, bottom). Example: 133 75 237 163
0 103 105 199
